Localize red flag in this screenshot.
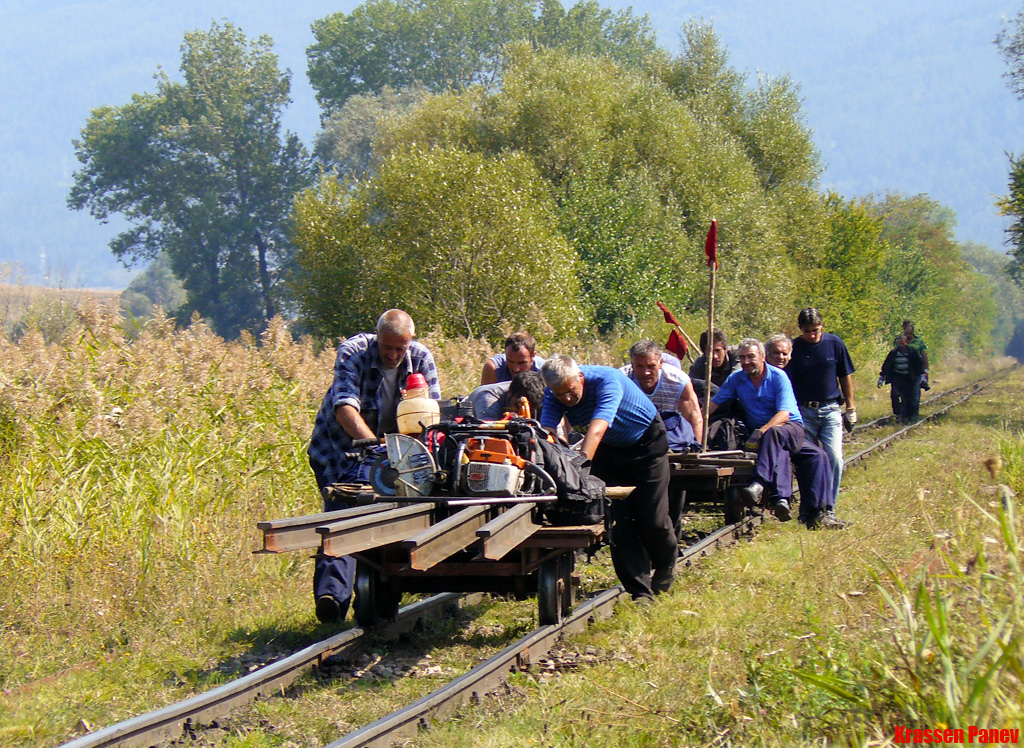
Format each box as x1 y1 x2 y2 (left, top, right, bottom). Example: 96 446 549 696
665 328 688 358
705 219 718 269
656 301 681 328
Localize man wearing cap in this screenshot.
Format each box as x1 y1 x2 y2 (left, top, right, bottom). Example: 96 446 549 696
307 309 440 623
540 354 677 602
481 332 545 385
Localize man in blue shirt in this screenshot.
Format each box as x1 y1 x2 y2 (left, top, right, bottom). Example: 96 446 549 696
540 355 677 601
785 308 856 513
709 339 842 529
307 309 441 623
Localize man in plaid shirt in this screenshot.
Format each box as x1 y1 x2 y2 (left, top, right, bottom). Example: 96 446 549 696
307 309 440 623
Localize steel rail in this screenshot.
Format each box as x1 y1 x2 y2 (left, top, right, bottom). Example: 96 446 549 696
327 513 763 748
57 594 463 748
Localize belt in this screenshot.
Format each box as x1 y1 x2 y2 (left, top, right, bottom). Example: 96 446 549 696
798 398 838 409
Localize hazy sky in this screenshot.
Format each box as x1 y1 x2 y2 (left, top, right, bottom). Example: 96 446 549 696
2 0 1020 287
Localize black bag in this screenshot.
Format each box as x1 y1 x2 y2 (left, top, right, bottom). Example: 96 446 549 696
706 416 750 452
530 434 606 525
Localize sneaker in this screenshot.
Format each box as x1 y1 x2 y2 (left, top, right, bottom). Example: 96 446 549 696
741 482 764 506
821 510 849 530
315 595 343 624
773 498 791 522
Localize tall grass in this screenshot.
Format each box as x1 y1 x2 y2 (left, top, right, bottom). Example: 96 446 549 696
0 305 334 687
794 432 1024 734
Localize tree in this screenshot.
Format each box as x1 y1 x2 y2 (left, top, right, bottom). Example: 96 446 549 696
997 9 1024 99
68 22 313 338
120 252 187 320
870 193 978 355
306 0 661 114
314 85 430 179
999 154 1024 281
293 147 585 340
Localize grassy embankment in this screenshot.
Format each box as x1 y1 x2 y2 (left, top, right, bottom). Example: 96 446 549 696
0 296 1018 746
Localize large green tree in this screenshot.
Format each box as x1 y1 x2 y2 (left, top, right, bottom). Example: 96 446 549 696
68 22 313 338
306 0 662 115
296 41 824 337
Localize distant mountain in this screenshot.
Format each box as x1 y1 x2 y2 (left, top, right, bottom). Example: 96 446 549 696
1 0 1019 289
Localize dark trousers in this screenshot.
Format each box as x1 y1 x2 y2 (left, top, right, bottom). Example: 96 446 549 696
310 459 356 618
753 422 831 517
890 374 918 420
593 416 677 599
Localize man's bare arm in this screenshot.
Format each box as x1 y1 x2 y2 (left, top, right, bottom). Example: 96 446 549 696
480 359 499 386
580 418 610 460
678 382 704 442
336 404 376 441
755 409 790 435
839 374 855 410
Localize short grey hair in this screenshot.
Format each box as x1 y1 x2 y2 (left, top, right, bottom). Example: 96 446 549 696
541 354 580 388
737 338 765 357
765 334 791 353
377 309 415 338
628 339 663 360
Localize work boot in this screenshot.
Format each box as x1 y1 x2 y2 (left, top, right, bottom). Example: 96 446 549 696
772 498 792 522
741 482 764 506
315 595 344 624
802 511 823 530
651 566 674 595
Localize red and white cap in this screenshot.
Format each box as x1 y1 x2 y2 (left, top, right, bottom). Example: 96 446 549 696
405 373 428 390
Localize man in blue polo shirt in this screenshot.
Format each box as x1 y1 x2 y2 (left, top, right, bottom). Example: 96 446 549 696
540 355 677 601
785 308 856 512
708 339 842 529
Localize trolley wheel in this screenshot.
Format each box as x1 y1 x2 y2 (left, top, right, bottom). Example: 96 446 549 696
353 561 399 628
537 552 575 625
723 486 745 524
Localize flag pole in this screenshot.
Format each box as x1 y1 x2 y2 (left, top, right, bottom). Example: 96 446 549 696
701 220 718 452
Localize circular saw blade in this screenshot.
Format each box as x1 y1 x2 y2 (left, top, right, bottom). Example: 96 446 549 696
366 454 399 496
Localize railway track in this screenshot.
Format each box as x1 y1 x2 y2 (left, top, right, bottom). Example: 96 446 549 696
56 367 1010 748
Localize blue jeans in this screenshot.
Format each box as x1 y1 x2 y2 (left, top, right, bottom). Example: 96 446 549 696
798 403 844 504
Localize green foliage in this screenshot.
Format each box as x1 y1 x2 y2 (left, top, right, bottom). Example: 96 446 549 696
120 252 186 320
367 44 811 335
68 22 313 339
306 0 661 114
294 147 585 340
298 10 999 353
792 194 886 358
999 153 1024 284
314 84 431 179
997 8 1024 101
869 193 980 355
961 241 1024 353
